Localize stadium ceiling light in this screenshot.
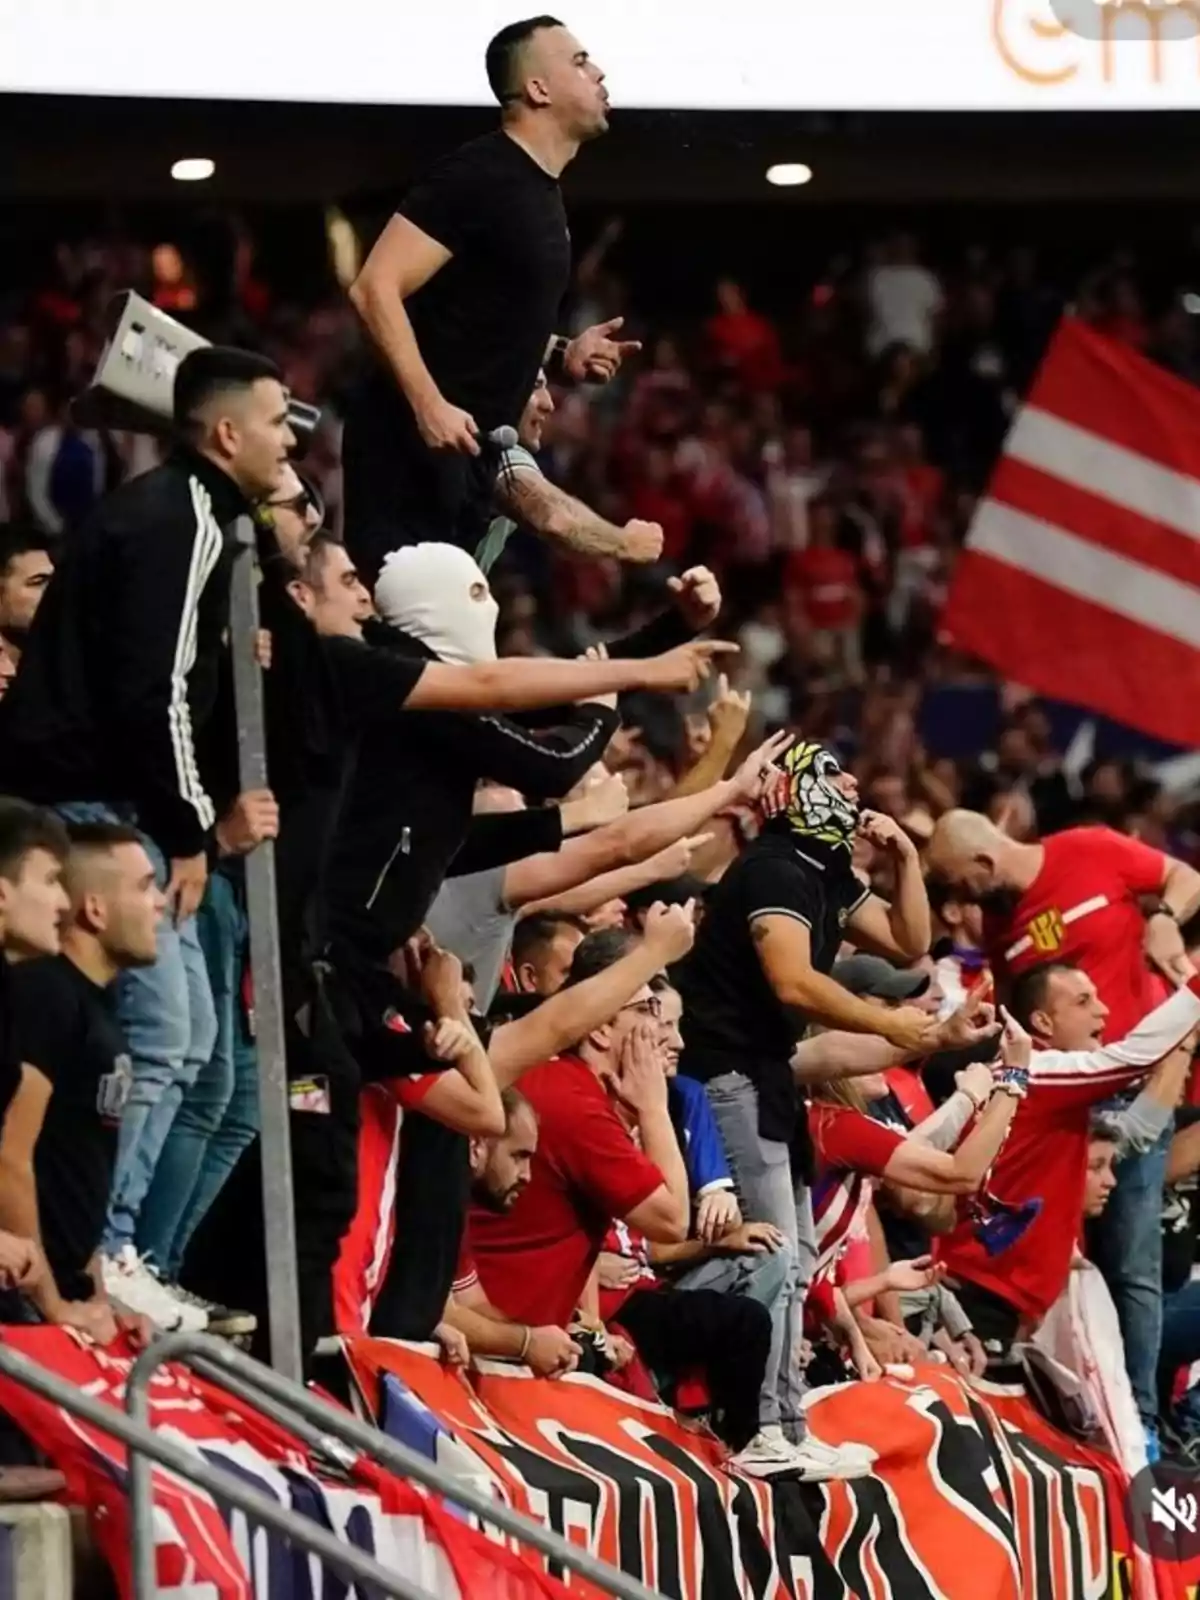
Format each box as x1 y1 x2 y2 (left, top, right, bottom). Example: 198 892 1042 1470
766 163 813 188
171 157 215 182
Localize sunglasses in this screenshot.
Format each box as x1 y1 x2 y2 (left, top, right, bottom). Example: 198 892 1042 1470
264 475 326 527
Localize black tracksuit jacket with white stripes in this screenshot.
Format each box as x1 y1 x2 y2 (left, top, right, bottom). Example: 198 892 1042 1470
0 449 248 860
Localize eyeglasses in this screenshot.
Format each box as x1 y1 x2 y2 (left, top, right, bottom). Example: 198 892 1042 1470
621 997 663 1020
264 475 326 526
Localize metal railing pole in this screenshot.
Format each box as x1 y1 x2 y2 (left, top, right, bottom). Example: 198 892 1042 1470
127 1332 657 1600
228 515 303 1383
0 1345 439 1600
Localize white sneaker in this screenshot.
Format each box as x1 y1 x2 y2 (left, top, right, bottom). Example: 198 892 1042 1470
731 1426 873 1483
784 1432 874 1481
101 1247 206 1333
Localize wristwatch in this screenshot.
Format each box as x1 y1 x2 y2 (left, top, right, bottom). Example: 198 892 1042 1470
1148 902 1178 922
545 334 571 381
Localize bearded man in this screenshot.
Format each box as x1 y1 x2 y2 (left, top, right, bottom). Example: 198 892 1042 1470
675 735 934 1457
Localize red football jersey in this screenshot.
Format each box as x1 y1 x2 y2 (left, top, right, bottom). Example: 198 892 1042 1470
986 827 1169 1042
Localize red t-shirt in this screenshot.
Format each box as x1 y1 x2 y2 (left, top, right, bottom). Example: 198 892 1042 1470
783 546 861 630
809 1104 904 1281
986 827 1169 1042
469 1055 666 1328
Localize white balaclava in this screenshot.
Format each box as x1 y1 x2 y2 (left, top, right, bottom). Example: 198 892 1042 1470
374 543 500 665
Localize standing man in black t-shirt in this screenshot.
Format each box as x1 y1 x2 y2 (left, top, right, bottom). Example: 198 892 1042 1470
675 737 936 1480
2 822 167 1345
344 15 640 587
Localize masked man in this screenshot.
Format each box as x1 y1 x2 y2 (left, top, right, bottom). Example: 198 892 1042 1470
675 736 933 1477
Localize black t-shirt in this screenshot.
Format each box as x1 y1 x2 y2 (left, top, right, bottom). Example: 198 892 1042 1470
400 131 570 433
676 833 868 1143
7 956 131 1299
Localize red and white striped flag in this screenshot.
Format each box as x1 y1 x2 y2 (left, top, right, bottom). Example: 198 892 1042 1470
941 318 1200 748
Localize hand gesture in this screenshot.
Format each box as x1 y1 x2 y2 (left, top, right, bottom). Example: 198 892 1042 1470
706 674 752 749
416 394 480 455
878 1004 938 1056
857 808 916 860
0 1232 43 1292
649 834 713 880
667 566 722 631
615 1019 669 1115
434 1321 470 1367
622 520 664 564
573 768 629 829
564 317 642 384
998 1004 1032 1071
417 943 466 1017
717 1220 786 1256
525 1325 582 1379
954 1062 996 1108
642 900 698 964
883 1255 947 1295
732 729 792 804
644 640 740 694
935 993 999 1052
695 1188 742 1244
216 788 280 859
597 1252 642 1292
423 1016 479 1064
1144 911 1196 990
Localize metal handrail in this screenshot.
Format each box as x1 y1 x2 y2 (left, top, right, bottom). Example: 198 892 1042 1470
127 1332 656 1600
0 1344 440 1600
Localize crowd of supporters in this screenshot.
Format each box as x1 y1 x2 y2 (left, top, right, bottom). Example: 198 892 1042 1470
0 13 1198 1518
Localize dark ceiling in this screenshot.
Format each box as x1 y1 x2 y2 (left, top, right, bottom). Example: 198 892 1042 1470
6 97 1200 207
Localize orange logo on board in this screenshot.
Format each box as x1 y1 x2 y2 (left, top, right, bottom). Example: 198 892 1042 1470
1028 907 1067 953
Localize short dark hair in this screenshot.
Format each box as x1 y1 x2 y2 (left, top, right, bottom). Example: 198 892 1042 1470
485 15 563 102
501 1085 535 1129
0 798 69 882
1088 1110 1121 1145
510 911 587 974
295 530 343 586
66 820 144 854
0 524 54 582
173 346 283 436
1007 960 1079 1031
566 927 635 987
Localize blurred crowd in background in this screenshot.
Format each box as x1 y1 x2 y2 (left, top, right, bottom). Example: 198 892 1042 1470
4 211 1200 874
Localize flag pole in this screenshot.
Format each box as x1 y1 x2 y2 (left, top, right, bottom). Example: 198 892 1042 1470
228 514 304 1384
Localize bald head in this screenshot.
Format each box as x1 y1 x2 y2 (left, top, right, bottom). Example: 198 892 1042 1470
926 808 1019 903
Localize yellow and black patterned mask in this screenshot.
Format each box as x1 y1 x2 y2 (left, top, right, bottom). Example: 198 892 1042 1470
776 739 859 853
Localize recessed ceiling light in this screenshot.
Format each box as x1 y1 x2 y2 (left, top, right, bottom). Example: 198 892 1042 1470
171 158 215 182
766 162 813 188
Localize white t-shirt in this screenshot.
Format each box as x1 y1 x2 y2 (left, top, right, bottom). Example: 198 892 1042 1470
866 263 943 357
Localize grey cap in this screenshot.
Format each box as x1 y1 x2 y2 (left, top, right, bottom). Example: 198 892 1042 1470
833 954 931 1001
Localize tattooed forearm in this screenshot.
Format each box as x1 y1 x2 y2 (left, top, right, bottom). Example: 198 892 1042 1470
500 470 633 558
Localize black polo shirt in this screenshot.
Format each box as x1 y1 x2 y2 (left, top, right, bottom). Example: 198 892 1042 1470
676 832 868 1144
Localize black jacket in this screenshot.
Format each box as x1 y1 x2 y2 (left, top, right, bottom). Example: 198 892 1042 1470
326 631 620 968
0 449 250 859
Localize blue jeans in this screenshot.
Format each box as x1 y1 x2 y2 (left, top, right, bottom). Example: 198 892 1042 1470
138 868 260 1279
1160 1279 1200 1438
56 804 218 1260
1089 1127 1170 1429
703 1072 815 1439
676 1238 793 1330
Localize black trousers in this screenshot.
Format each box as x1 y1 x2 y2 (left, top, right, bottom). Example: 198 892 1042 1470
616 1285 771 1452
946 1276 1022 1353
341 384 496 586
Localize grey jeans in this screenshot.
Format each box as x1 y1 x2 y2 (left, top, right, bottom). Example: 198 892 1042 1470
704 1071 815 1438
